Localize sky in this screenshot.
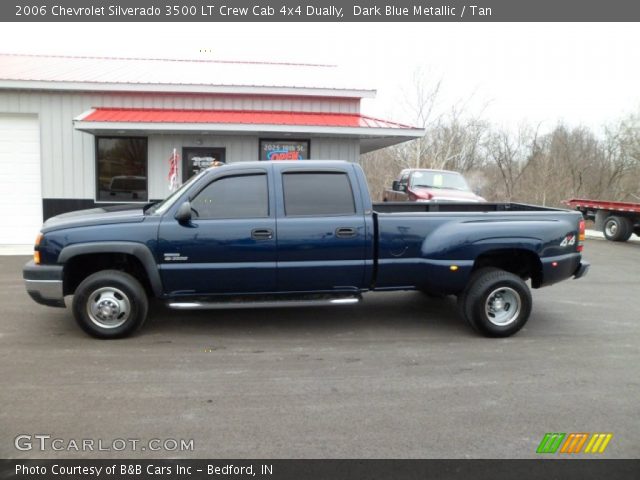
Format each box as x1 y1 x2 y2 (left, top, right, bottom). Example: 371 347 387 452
1 22 638 133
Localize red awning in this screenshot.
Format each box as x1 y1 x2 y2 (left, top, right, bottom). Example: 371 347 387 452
79 107 415 130
74 107 425 154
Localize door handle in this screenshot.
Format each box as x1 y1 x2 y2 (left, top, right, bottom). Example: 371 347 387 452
335 227 358 238
251 228 274 240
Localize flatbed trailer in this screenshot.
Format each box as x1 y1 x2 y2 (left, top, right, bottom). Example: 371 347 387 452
564 198 640 242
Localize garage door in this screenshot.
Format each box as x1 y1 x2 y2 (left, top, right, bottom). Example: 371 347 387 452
0 114 42 244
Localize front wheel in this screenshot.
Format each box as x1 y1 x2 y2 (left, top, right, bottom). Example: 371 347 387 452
72 270 149 339
459 268 532 337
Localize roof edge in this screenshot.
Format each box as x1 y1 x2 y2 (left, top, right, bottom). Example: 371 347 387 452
0 80 376 99
0 52 338 68
73 120 425 138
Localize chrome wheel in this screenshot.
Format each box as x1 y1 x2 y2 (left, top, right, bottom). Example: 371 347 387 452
86 287 131 329
605 220 617 237
484 287 521 326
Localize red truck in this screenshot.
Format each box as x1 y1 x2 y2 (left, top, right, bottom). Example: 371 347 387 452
564 198 640 242
383 168 486 203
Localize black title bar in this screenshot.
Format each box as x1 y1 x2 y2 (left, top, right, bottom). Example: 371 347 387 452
4 0 640 22
2 459 640 480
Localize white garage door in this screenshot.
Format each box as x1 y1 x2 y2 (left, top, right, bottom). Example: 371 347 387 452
0 114 42 244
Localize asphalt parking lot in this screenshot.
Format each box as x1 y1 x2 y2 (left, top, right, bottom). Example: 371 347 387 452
1 238 638 459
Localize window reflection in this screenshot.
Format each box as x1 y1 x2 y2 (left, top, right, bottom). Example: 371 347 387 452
96 137 148 202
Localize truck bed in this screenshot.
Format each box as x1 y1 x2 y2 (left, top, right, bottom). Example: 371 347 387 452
373 201 563 214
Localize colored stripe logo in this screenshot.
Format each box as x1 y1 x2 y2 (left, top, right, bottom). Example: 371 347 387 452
537 433 613 454
560 433 589 453
584 433 614 454
537 433 565 453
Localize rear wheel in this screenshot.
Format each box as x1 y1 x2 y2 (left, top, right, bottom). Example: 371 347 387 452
456 267 495 331
72 270 148 339
603 216 632 242
459 268 532 337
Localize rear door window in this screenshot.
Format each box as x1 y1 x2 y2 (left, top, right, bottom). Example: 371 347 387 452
282 172 356 216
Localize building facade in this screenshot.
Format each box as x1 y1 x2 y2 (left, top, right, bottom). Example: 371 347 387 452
0 54 423 245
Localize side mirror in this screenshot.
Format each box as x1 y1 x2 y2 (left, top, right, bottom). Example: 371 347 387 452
392 180 400 191
175 201 192 224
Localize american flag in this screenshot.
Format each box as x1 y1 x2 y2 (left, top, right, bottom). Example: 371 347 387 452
168 148 179 192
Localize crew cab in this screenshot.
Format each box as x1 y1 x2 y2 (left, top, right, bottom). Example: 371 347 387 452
24 161 588 339
383 168 485 203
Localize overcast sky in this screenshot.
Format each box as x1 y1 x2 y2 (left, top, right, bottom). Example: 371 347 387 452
2 22 638 133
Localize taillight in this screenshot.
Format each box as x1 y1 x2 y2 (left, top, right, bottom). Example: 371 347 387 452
34 233 43 264
577 219 585 252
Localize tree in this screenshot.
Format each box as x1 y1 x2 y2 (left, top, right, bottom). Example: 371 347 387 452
483 125 538 202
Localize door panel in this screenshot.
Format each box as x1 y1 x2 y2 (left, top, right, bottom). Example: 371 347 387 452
158 218 276 295
275 169 366 292
158 171 276 295
276 216 367 291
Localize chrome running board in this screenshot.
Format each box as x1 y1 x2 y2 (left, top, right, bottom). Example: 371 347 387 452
167 295 361 310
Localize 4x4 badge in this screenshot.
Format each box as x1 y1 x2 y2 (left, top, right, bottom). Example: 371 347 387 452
560 234 576 247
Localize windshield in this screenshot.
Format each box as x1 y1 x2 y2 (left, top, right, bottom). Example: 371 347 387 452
410 171 470 191
148 171 207 215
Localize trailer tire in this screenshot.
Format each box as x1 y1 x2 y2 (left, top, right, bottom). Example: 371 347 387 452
603 216 632 242
460 268 532 338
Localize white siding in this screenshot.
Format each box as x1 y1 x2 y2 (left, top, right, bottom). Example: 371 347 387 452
311 137 360 162
0 90 361 200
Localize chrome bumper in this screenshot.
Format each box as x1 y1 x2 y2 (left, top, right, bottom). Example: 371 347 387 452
23 261 65 308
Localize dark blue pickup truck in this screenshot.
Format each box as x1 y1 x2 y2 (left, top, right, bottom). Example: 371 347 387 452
24 161 589 339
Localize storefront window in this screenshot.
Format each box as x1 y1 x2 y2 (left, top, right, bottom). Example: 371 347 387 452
96 137 148 202
260 139 310 160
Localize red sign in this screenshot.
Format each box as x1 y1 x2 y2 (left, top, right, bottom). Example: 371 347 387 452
260 140 309 161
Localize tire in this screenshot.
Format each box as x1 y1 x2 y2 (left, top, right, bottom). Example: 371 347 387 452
603 216 632 242
72 270 149 339
456 289 474 331
456 267 498 332
459 268 532 338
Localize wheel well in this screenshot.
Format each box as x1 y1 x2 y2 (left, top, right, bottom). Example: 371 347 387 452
63 253 152 296
472 249 543 288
